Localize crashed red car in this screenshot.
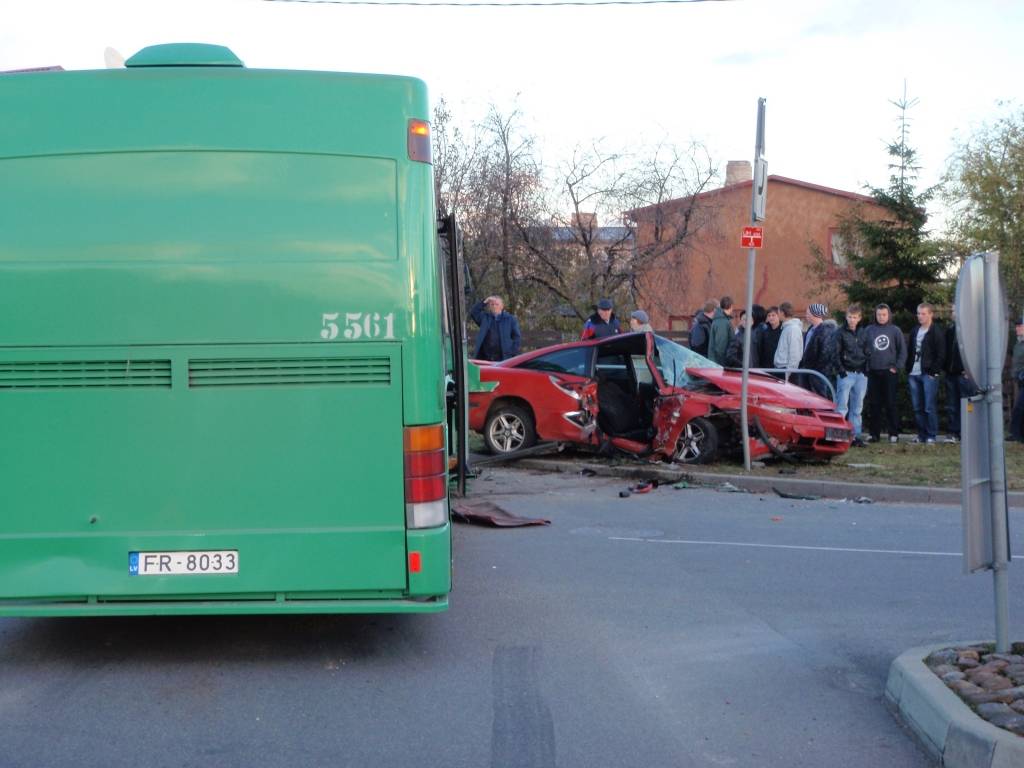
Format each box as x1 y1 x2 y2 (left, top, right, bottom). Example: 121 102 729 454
469 331 852 463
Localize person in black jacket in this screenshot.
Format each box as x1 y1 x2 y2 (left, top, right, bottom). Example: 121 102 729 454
757 306 783 373
835 304 869 446
905 302 946 444
689 300 716 357
800 303 839 398
942 308 976 442
865 303 908 443
725 305 767 368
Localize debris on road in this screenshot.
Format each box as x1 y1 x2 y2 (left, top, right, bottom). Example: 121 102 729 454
471 442 561 467
717 482 748 494
672 481 690 489
451 499 551 527
771 486 821 501
853 496 874 504
619 490 631 498
846 463 884 469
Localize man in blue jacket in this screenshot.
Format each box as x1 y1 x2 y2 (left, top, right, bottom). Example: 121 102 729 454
470 295 522 361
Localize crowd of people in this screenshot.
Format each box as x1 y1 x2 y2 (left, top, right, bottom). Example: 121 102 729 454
468 294 1024 446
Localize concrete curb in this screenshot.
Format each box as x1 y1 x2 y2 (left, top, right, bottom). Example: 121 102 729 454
507 457 1024 508
885 643 1024 768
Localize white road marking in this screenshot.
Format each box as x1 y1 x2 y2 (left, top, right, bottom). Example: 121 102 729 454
609 537 1024 559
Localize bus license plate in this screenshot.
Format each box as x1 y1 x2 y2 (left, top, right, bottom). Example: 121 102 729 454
129 550 238 576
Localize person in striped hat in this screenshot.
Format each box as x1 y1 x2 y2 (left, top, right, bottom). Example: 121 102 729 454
800 303 839 398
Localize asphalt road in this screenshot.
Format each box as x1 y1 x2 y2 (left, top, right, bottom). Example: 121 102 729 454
1 468 1022 767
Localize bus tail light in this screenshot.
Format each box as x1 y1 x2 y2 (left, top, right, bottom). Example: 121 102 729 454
404 424 447 528
408 119 431 164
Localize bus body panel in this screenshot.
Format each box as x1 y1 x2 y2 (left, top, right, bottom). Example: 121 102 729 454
0 57 450 614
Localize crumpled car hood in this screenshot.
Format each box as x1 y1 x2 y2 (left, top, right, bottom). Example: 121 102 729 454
685 368 835 409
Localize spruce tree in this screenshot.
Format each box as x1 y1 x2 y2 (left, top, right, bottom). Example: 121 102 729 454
840 90 948 328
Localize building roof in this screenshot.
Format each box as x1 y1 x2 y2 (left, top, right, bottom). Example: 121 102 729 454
547 225 633 243
628 174 876 219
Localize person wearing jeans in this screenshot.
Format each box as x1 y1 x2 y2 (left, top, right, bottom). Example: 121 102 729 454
865 304 907 443
835 304 869 446
905 302 946 444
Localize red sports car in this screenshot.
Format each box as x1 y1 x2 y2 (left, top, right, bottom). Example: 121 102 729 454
468 331 852 463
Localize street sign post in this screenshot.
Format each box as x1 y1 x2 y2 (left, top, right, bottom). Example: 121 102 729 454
954 252 1012 652
740 98 766 472
740 226 763 249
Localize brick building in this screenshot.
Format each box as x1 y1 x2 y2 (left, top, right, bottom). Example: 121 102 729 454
629 162 887 330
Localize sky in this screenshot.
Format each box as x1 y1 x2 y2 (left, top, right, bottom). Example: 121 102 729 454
3 0 1021 226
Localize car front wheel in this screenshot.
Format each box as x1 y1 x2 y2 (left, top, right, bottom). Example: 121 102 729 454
484 403 537 454
673 416 719 464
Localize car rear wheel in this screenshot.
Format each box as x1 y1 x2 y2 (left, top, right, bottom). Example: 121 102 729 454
484 403 537 454
673 416 718 464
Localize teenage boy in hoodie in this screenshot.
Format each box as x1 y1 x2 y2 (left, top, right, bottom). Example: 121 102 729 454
905 303 946 443
707 296 734 365
773 302 804 382
835 304 869 446
865 303 907 443
757 306 783 372
689 300 716 357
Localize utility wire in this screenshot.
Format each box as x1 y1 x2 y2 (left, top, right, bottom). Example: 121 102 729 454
265 0 728 7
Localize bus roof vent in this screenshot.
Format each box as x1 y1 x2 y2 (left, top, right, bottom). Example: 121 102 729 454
124 43 244 69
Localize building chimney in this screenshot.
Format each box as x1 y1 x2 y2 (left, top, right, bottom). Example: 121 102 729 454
725 160 752 186
572 212 598 229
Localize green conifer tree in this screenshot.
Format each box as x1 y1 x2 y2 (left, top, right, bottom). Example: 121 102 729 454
837 90 949 328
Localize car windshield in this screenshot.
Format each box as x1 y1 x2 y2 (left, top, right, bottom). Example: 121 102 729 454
653 335 721 388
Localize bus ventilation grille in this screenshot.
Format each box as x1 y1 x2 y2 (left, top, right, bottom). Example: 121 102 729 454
0 359 172 389
188 357 391 388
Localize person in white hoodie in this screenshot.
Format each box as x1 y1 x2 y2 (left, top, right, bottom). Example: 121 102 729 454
773 301 804 382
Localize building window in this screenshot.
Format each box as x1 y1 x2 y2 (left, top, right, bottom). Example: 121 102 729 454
829 228 854 267
668 315 689 332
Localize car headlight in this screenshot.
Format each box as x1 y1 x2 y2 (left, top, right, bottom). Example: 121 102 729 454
759 404 798 415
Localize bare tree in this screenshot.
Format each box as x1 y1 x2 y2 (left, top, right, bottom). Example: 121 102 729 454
515 140 718 324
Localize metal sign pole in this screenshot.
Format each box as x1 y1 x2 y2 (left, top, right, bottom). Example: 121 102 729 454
741 98 766 471
984 252 1011 652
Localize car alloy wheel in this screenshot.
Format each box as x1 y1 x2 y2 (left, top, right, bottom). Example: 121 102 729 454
674 416 718 464
484 403 537 454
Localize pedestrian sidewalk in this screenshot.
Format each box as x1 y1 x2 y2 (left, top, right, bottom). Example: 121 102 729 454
507 455 1024 508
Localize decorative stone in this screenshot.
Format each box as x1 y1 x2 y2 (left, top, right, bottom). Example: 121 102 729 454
977 702 1014 719
977 675 1013 691
958 650 981 661
927 649 959 666
949 680 983 695
941 670 966 683
1005 664 1024 685
932 664 957 676
990 653 1024 664
958 657 980 669
963 690 1015 706
1011 700 1024 715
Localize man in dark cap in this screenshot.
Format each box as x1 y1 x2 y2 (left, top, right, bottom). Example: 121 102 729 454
581 298 621 340
629 309 653 333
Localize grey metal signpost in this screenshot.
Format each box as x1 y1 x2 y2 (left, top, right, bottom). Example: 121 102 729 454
740 98 766 471
955 252 1012 653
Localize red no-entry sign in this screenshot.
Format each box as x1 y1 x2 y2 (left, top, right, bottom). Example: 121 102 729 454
741 226 764 248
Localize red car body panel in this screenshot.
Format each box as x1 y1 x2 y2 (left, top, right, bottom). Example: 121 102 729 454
469 333 852 462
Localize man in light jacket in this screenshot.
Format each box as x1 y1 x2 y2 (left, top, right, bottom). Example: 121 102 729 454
773 302 803 381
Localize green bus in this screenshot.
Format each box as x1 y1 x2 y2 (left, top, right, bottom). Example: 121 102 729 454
0 43 452 616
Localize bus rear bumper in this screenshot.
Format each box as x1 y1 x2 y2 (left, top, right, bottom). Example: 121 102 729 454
0 595 448 617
